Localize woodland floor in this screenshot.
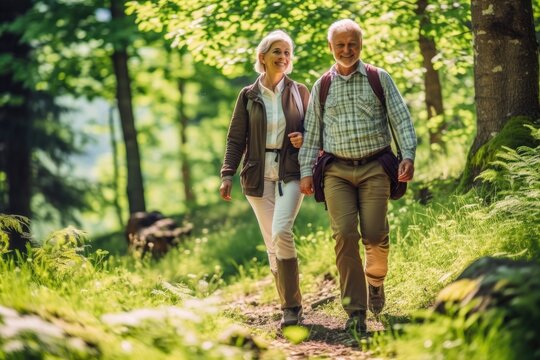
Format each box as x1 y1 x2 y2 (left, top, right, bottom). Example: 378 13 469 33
226 276 386 359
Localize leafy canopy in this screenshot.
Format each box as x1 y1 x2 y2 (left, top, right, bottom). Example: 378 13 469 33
127 0 472 85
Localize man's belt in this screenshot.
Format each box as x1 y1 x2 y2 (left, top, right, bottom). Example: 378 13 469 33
331 146 391 167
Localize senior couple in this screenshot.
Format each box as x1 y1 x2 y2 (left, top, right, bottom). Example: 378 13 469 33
220 19 417 334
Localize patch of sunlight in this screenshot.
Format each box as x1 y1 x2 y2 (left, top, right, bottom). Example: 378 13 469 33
282 325 309 344
101 306 201 327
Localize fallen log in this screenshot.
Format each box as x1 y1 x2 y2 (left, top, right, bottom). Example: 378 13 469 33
126 211 193 259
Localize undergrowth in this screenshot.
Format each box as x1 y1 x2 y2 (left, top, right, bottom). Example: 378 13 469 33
1 127 538 359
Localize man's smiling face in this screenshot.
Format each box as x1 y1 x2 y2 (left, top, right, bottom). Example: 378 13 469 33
329 29 362 74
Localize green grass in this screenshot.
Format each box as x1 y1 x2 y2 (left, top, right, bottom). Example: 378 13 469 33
2 128 539 359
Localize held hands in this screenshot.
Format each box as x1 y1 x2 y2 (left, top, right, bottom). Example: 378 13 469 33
288 132 303 149
300 176 314 195
398 159 415 182
219 179 233 201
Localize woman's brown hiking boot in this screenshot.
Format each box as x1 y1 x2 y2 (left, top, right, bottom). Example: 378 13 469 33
280 306 303 328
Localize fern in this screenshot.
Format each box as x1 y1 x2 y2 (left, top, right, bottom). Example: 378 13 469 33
0 214 30 255
476 125 540 193
32 226 94 281
476 125 540 255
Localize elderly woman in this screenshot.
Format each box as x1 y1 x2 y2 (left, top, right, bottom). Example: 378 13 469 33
220 30 309 328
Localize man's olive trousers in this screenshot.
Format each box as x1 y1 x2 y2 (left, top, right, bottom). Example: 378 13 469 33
324 160 390 315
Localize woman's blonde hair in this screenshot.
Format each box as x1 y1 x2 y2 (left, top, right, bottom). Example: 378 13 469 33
254 30 294 74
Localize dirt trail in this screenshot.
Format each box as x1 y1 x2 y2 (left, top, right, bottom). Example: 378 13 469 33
227 276 385 359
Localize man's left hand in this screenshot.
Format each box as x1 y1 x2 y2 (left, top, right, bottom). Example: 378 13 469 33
398 159 414 182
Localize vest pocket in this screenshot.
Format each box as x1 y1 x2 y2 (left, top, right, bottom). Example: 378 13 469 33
240 160 261 189
283 149 300 175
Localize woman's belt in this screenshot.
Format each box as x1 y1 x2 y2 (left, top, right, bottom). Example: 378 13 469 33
265 148 280 162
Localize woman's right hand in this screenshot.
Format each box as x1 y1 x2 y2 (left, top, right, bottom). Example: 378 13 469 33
288 132 303 148
219 179 233 201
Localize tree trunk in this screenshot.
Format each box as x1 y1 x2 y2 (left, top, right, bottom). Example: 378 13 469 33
0 0 33 253
417 0 445 147
470 0 539 156
178 79 196 206
109 105 125 228
110 0 146 214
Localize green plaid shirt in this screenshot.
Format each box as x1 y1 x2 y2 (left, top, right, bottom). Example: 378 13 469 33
299 61 417 178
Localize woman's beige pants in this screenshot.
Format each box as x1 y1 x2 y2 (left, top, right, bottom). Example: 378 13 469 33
246 180 303 308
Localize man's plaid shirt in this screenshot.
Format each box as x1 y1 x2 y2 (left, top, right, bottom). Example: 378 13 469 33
299 61 417 178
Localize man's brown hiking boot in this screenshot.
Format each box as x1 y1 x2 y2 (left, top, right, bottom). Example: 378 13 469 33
368 284 385 315
345 310 367 336
280 306 303 328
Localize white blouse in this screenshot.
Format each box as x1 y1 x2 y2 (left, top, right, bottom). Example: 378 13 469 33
259 77 286 181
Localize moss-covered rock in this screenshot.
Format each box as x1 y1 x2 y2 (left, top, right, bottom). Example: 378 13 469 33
433 256 540 358
459 116 540 191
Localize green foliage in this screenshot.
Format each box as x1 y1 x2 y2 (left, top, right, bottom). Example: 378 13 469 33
0 225 260 359
459 117 540 191
382 309 513 360
476 125 540 192
385 260 540 360
122 0 478 236
0 215 30 256
3 136 540 358
89 230 127 256
4 1 539 358
127 0 357 80
5 0 479 236
1 9 92 226
372 130 540 359
128 0 473 85
16 0 151 99
32 226 95 282
474 125 540 256
29 97 93 225
154 201 266 282
281 325 309 345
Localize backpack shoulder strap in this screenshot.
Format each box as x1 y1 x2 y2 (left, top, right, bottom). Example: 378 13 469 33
317 71 332 150
291 81 304 119
318 71 333 114
365 63 386 107
365 63 403 161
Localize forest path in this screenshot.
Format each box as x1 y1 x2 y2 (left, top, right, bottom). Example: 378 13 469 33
226 276 386 359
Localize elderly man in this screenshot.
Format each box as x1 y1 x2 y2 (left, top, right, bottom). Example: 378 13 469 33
299 19 417 334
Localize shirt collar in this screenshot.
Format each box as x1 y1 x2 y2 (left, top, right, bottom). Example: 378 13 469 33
258 75 285 95
330 60 367 79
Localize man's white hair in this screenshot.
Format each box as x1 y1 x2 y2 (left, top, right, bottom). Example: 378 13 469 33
254 30 294 74
327 19 363 42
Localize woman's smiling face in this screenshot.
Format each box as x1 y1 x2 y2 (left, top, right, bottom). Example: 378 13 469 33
260 40 292 75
